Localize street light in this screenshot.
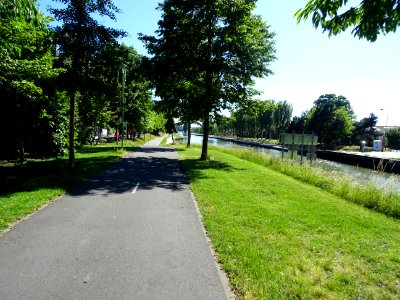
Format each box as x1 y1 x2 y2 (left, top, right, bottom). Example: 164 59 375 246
380 108 389 152
120 63 126 150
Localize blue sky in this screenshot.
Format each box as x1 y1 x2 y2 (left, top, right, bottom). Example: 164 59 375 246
39 0 400 126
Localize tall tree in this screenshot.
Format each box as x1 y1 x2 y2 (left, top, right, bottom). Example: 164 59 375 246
230 99 277 138
259 100 276 138
287 111 308 134
329 106 354 146
352 113 380 145
295 0 400 41
273 100 293 137
107 44 154 139
140 5 204 148
142 0 276 160
50 0 125 170
0 0 62 160
305 94 354 146
386 127 400 149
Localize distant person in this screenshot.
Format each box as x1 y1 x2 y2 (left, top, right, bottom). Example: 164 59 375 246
360 141 366 153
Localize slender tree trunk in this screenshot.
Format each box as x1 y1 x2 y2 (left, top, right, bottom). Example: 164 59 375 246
18 140 25 163
200 69 212 160
200 13 213 161
68 5 85 172
68 87 76 171
201 111 210 160
187 122 191 147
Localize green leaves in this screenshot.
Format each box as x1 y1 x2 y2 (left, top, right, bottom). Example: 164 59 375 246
295 0 400 41
386 127 400 149
142 0 276 155
0 0 39 22
0 0 67 157
305 94 355 145
49 0 126 167
0 4 59 97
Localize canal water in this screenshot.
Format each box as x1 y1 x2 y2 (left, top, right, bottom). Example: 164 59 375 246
180 133 400 194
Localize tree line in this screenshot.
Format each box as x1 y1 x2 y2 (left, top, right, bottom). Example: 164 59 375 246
1 0 165 169
140 0 277 160
192 99 293 140
2 0 399 167
2 0 277 165
289 94 399 149
139 0 399 155
199 93 400 150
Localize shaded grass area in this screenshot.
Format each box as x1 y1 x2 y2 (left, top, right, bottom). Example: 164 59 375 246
0 138 151 232
176 145 400 299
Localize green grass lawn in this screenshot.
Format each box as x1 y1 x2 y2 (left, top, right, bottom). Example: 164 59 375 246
176 145 400 299
159 133 182 146
0 138 153 232
218 147 400 219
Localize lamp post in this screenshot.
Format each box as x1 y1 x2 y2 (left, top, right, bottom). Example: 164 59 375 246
120 63 126 150
380 108 388 152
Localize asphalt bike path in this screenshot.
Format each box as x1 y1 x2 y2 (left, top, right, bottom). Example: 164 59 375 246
0 137 230 299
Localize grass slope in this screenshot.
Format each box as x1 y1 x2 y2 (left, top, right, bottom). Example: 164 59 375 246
218 148 400 219
177 145 400 299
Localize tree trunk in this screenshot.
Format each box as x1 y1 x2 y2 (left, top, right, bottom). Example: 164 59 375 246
18 140 25 163
200 70 212 160
200 111 210 160
68 87 76 171
187 122 191 147
68 9 83 172
200 17 213 161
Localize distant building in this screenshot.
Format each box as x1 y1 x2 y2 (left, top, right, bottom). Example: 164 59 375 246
375 126 398 135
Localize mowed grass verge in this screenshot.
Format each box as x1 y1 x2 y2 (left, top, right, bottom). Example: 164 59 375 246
0 137 153 232
176 145 400 299
219 147 400 219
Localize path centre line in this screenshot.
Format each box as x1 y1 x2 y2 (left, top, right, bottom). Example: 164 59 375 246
132 182 140 194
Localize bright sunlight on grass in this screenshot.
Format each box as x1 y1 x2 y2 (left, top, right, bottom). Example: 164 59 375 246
176 145 400 299
219 147 400 219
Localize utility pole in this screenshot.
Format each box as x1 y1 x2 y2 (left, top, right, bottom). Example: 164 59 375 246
380 108 389 152
120 63 126 150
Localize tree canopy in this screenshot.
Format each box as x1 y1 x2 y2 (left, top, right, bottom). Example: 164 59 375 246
305 94 354 146
50 0 125 170
273 100 293 136
295 0 400 41
141 0 276 160
0 0 63 160
351 113 380 145
5 0 394 164
386 127 400 149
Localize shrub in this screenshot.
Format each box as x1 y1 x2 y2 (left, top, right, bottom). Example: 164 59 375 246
386 127 400 150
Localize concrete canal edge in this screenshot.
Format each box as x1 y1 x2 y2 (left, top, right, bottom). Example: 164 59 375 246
316 150 400 175
191 134 400 175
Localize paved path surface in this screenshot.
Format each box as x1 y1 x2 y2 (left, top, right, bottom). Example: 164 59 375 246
0 137 230 300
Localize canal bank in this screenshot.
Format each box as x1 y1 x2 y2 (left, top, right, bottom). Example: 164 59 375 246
190 133 400 175
317 150 400 175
